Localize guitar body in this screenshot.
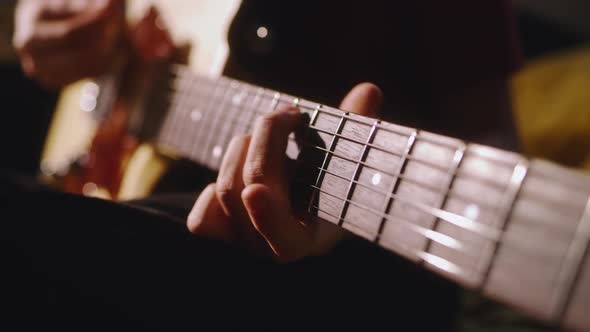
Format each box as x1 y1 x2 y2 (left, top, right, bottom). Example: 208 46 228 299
40 0 241 199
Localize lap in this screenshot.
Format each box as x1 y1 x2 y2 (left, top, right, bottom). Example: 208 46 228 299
0 172 460 331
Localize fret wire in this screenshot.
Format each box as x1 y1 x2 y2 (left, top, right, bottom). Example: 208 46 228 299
174 75 203 155
209 81 245 160
422 145 466 264
308 107 346 215
197 78 231 165
166 75 516 184
277 97 508 168
375 131 417 242
168 68 461 157
306 160 496 217
310 177 589 288
308 179 500 243
270 92 281 112
314 202 468 277
167 74 214 105
228 82 252 135
188 77 223 163
167 66 516 169
165 91 502 191
171 77 201 149
292 126 507 191
308 103 321 125
243 87 264 134
162 72 588 282
159 91 572 238
337 120 379 227
316 122 439 165
305 103 326 214
159 73 191 145
298 136 578 235
301 175 578 266
167 102 257 141
480 161 529 288
311 200 480 260
291 138 524 213
167 69 590 303
555 196 590 323
207 78 236 168
165 69 571 237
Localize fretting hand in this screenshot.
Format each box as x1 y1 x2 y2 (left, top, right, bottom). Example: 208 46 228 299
187 83 383 262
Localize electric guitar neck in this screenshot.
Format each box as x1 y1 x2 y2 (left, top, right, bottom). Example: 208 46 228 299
126 63 590 332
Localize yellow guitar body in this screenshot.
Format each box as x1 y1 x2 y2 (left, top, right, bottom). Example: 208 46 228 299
40 0 242 200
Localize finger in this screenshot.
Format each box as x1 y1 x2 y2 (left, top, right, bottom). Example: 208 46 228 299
187 183 234 243
216 135 251 219
338 82 383 118
242 183 315 262
243 106 301 189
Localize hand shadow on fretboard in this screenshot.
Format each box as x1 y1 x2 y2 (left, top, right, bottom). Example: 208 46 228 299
288 112 327 222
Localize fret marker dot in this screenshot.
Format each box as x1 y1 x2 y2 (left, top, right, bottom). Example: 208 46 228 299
371 173 382 186
232 93 244 106
464 204 479 220
212 146 223 158
191 110 202 122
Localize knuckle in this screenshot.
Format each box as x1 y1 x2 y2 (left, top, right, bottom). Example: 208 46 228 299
243 158 266 186
215 177 235 207
229 134 249 148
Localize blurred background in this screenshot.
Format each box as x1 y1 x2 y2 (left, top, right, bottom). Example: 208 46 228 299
1 0 589 175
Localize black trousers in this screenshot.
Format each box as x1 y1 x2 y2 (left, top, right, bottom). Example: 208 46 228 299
1 172 460 331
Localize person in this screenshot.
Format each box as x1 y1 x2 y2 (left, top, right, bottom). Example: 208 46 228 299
4 0 533 331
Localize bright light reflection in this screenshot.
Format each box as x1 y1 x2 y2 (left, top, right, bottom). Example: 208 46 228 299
257 26 269 38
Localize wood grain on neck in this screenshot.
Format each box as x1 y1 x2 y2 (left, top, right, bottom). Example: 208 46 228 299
148 64 590 331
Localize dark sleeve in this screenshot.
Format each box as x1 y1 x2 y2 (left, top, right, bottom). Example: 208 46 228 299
411 0 523 92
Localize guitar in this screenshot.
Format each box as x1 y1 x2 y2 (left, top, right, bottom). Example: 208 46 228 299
38 1 590 331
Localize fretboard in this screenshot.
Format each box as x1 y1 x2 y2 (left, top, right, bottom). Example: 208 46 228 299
148 64 590 331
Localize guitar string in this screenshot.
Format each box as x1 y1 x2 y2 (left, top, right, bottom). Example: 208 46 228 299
165 71 583 213
163 89 575 261
163 66 585 277
166 73 514 188
170 65 520 166
301 161 568 257
166 72 582 215
164 70 580 240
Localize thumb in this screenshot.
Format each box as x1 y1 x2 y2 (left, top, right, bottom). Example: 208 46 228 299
339 82 383 118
